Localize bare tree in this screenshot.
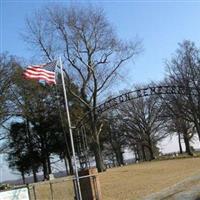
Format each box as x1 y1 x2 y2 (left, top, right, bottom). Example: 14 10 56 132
0 53 21 144
119 95 168 161
165 40 200 145
168 117 194 155
102 112 127 166
160 84 195 156
0 54 12 126
23 5 141 171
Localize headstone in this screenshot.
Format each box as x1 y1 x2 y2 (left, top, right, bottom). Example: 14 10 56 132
49 174 54 180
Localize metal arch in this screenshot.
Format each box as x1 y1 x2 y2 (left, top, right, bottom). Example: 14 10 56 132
75 85 197 128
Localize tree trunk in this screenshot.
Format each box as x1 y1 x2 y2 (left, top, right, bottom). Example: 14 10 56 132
119 151 124 165
42 161 48 180
47 155 52 174
111 153 116 167
21 171 25 184
141 145 147 161
88 105 106 172
183 133 193 156
147 135 155 160
93 142 106 172
135 144 141 161
133 148 138 162
26 119 38 182
32 167 38 182
148 146 155 160
115 148 124 166
90 117 106 172
196 122 200 143
178 132 183 154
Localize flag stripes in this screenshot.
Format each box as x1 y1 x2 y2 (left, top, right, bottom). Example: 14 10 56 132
23 62 56 85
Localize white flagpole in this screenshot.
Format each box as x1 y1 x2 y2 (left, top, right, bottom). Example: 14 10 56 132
59 57 82 200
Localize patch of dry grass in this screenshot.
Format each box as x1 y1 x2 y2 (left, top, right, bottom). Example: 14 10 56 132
99 158 200 200
30 158 200 200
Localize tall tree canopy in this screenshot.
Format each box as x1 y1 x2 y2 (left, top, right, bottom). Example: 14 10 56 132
165 41 200 145
23 5 141 171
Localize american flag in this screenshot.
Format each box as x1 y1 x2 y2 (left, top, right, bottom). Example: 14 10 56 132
23 61 57 85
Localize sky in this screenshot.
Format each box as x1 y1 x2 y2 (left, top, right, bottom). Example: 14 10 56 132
2 1 200 85
1 0 200 181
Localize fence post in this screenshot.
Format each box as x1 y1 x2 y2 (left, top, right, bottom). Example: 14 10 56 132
49 182 54 200
27 184 31 200
33 185 37 200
